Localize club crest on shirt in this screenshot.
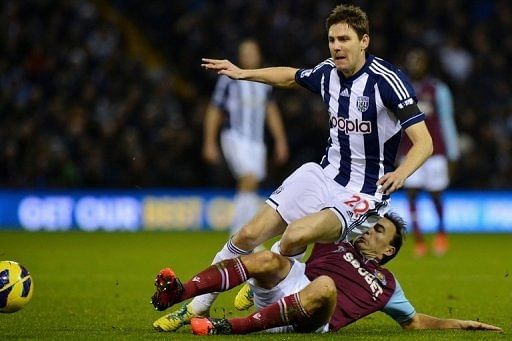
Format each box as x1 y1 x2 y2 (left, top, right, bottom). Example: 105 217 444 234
356 96 370 112
374 270 387 285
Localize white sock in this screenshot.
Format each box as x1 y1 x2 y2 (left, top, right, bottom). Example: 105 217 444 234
188 239 252 315
230 192 262 235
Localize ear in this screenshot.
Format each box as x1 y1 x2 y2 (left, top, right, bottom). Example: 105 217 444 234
361 34 370 51
383 246 396 257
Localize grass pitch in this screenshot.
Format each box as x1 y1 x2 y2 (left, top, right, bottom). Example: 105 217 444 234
0 230 510 340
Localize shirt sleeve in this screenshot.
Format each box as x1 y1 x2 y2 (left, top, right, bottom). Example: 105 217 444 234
211 76 231 109
295 58 335 94
381 278 416 324
376 66 425 129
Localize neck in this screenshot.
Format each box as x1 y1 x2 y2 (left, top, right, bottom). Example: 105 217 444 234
342 53 366 78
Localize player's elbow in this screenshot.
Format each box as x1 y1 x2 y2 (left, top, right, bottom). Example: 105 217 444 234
425 136 434 157
277 79 298 88
400 314 426 330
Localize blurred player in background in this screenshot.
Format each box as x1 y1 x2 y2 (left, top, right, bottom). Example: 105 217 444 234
151 213 501 335
202 38 289 235
153 4 433 331
400 48 460 257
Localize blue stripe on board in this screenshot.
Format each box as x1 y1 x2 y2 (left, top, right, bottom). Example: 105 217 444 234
361 79 380 195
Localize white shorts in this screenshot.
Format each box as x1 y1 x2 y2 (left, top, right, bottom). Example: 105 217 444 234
249 260 329 333
220 130 266 181
404 155 449 191
266 163 389 241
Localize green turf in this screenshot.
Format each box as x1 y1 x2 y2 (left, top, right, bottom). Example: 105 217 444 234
0 230 510 340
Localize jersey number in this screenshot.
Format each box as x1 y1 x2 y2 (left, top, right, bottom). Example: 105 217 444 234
344 195 370 215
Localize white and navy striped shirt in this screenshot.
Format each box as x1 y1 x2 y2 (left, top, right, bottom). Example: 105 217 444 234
296 55 425 200
212 75 273 143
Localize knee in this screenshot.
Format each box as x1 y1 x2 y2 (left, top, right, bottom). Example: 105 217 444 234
233 222 261 246
251 250 282 274
299 275 337 317
312 276 337 306
280 223 307 256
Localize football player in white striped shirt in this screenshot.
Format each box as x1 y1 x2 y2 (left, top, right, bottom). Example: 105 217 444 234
202 39 289 235
154 4 433 332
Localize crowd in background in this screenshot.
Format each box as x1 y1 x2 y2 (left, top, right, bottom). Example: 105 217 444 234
1 0 511 189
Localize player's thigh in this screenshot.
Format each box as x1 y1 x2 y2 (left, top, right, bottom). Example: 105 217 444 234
424 155 449 191
296 276 336 332
267 163 330 224
232 204 287 249
250 261 330 334
282 209 342 246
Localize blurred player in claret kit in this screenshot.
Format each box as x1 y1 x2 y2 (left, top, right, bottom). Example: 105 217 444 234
202 38 289 236
400 48 460 257
153 4 433 331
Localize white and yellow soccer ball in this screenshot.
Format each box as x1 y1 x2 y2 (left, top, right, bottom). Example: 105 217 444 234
0 260 34 313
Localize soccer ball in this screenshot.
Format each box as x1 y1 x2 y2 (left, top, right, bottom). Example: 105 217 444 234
0 261 34 313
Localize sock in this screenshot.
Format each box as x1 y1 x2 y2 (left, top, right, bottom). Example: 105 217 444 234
188 239 252 315
432 197 445 234
229 293 310 334
179 258 249 303
231 191 262 235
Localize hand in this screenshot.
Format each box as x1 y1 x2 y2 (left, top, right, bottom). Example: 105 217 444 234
376 171 407 195
273 142 289 166
202 143 221 164
460 320 503 332
201 58 245 79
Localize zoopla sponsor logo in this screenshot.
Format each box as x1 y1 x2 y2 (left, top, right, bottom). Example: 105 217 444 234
329 116 372 134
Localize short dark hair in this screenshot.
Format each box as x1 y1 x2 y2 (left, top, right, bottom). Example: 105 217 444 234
325 4 369 39
379 212 407 265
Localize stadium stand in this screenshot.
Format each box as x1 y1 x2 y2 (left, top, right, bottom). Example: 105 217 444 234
1 0 511 189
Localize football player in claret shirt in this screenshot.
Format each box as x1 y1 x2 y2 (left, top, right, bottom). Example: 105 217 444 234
153 4 433 331
400 48 460 257
151 212 501 335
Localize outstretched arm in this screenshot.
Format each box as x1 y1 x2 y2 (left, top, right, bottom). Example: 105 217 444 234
400 313 502 332
201 58 299 88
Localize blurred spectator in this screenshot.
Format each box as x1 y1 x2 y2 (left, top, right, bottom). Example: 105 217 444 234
1 0 511 189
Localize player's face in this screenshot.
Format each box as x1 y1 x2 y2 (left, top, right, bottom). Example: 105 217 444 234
354 217 396 260
405 50 428 80
328 23 369 78
239 41 262 69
